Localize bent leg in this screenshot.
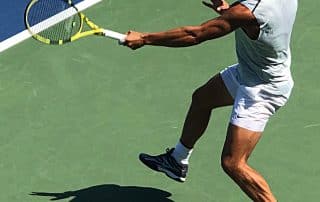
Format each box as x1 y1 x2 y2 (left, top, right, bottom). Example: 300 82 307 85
180 73 234 148
138 73 234 181
221 124 277 202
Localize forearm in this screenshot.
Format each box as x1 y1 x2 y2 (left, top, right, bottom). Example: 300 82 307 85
141 19 231 47
141 26 202 47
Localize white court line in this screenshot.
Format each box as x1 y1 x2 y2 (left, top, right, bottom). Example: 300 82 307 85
0 0 102 53
304 123 320 129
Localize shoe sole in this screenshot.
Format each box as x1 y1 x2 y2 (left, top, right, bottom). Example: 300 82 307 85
139 154 186 183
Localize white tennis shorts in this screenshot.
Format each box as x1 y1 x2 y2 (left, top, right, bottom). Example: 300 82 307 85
220 64 292 132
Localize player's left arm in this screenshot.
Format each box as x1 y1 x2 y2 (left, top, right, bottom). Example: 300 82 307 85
124 3 256 50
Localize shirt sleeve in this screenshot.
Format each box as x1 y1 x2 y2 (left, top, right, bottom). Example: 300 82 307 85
237 0 260 12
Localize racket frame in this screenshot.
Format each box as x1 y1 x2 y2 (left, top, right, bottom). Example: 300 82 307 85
25 0 126 45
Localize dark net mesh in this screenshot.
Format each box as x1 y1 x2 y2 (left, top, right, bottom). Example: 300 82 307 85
26 0 81 43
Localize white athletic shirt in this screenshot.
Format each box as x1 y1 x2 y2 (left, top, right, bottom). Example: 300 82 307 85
235 0 298 96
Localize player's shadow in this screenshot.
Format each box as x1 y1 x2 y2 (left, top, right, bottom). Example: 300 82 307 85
30 184 174 202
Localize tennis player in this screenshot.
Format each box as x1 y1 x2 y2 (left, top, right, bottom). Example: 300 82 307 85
124 0 297 201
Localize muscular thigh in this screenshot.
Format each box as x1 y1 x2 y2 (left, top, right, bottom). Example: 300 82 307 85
222 124 262 163
192 73 234 109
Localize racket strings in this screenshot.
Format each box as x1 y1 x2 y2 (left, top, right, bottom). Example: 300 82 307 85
27 0 81 42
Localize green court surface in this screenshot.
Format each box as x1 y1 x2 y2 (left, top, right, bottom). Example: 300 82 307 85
0 0 319 201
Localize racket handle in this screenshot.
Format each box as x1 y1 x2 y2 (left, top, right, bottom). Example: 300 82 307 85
103 29 126 43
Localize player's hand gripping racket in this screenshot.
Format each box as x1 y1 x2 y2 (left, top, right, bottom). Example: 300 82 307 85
25 0 126 45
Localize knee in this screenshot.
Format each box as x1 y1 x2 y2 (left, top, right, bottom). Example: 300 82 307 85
221 156 245 177
191 87 213 109
192 87 203 103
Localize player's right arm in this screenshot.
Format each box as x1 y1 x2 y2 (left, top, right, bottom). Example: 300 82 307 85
125 2 256 50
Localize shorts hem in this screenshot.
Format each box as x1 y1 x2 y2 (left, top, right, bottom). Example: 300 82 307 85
230 120 266 132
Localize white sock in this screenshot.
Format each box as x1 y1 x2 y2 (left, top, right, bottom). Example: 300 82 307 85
171 141 193 165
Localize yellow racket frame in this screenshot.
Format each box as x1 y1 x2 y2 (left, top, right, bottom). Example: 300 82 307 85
25 0 109 45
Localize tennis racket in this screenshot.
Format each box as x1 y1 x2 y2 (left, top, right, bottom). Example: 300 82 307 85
25 0 126 45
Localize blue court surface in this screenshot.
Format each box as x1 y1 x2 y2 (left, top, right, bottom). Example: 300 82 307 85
0 0 100 52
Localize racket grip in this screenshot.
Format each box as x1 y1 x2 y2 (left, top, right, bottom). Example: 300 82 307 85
103 29 126 43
